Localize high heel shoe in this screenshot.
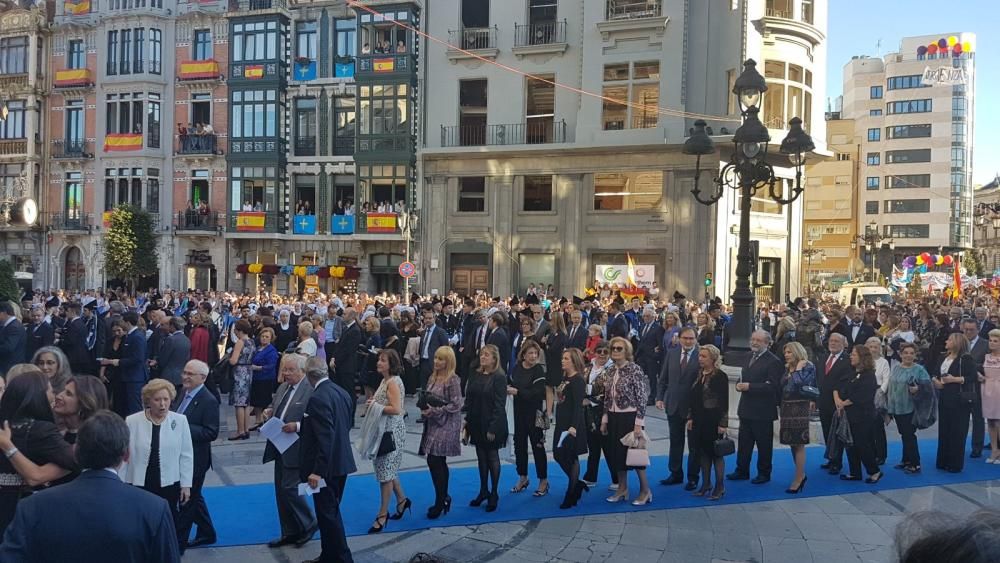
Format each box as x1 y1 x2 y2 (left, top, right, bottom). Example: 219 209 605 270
485 493 499 512
428 496 452 519
389 498 411 520
510 479 530 493
631 492 653 506
708 488 726 501
559 489 576 509
785 476 808 494
606 491 628 503
469 491 489 507
532 482 549 497
367 513 388 534
227 433 249 441
865 472 884 484
691 486 712 497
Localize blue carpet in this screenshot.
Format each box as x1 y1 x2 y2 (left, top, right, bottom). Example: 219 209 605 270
202 438 998 547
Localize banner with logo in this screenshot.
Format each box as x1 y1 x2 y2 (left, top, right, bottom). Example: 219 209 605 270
921 66 969 86
595 264 656 288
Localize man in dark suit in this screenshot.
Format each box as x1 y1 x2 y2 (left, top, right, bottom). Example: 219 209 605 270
976 306 996 339
486 312 511 373
60 302 91 374
146 308 166 380
635 308 665 405
158 316 192 395
566 310 588 352
832 306 875 352
418 308 449 390
461 309 488 388
299 357 357 563
25 306 54 363
607 301 630 340
101 311 148 415
173 360 220 550
818 332 852 473
963 319 990 457
263 354 317 548
0 301 25 378
0 411 180 563
332 307 362 414
655 327 701 489
728 330 782 484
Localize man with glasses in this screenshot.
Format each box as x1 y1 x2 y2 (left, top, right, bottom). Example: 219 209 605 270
728 330 782 484
655 327 701 490
173 360 220 550
975 307 995 339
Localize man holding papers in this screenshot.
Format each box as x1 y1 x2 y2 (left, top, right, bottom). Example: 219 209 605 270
262 354 317 549
299 357 357 563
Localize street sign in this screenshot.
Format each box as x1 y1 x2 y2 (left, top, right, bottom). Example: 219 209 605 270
398 261 416 278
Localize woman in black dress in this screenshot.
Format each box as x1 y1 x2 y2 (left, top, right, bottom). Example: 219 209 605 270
554 348 588 509
837 345 882 483
934 332 978 473
688 345 729 501
465 344 508 512
508 340 548 497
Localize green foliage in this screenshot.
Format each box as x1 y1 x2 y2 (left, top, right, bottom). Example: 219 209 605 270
0 260 19 302
962 252 985 278
102 205 159 289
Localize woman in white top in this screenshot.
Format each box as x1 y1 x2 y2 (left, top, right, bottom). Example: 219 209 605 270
885 316 916 364
120 378 193 545
294 321 318 357
582 341 615 488
866 336 891 465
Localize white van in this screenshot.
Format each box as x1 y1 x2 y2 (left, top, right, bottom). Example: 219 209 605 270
838 282 893 307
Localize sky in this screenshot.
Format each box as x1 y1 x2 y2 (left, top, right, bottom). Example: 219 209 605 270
826 0 998 186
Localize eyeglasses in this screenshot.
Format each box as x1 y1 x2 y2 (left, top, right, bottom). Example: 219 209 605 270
181 370 206 376
611 346 625 352
596 349 609 355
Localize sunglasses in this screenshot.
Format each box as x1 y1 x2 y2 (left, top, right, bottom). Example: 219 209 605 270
611 346 625 352
596 349 609 355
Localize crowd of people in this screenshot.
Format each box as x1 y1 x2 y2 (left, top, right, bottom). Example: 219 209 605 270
1 284 1000 561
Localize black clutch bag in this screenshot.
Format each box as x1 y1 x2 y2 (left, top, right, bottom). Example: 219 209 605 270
377 431 396 456
416 390 448 410
713 435 736 457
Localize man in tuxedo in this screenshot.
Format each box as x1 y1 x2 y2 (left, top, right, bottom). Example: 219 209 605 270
976 306 996 339
103 312 148 415
607 301 630 340
963 319 989 457
24 306 54 363
436 298 461 343
818 333 852 473
332 307 362 415
461 309 488 388
418 308 449 391
263 354 318 548
0 301 25 378
60 302 91 375
728 330 782 484
566 310 588 351
655 327 701 489
299 357 357 563
157 317 192 395
486 312 511 373
635 308 665 405
0 411 180 563
832 306 875 352
173 360 219 550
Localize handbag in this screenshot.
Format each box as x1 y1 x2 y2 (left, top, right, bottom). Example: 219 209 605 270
713 434 736 457
212 353 234 395
416 390 448 410
798 385 820 400
535 409 551 430
957 357 977 403
376 430 396 456
625 447 650 467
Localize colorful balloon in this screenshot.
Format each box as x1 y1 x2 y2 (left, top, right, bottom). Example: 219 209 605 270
917 45 928 56
938 38 948 48
928 44 939 55
936 255 945 266
903 256 916 268
916 256 925 266
943 255 954 266
948 36 958 47
920 252 932 264
962 41 972 52
919 265 929 274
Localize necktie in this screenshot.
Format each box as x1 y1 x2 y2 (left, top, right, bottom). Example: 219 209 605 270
570 325 576 341
642 323 649 339
826 354 835 373
478 326 486 351
680 350 689 372
750 352 759 366
275 384 295 421
178 392 194 414
422 327 432 359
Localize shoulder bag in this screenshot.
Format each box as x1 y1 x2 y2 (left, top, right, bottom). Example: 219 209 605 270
376 431 396 456
713 433 736 457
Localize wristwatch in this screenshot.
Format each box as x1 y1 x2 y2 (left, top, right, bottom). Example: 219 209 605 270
4 447 18 459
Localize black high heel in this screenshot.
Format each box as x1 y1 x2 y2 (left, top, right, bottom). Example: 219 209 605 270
367 513 388 534
389 497 411 520
485 493 499 512
470 491 489 507
560 489 576 509
428 496 452 519
785 476 808 494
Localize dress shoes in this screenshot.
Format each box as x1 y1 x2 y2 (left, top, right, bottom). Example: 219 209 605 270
268 536 297 548
971 451 983 459
186 536 217 548
826 466 842 475
659 475 684 486
683 481 698 491
295 524 318 547
726 472 749 481
751 476 771 485
819 462 832 470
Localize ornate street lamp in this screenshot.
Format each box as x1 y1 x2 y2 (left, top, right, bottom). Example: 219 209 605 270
683 59 815 362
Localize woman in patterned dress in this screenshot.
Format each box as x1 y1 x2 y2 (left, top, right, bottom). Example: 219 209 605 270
418 346 463 519
227 319 256 440
779 342 815 494
367 349 408 534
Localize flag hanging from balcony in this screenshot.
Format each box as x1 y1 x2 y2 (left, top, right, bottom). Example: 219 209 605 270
235 212 266 232
244 65 264 79
294 60 317 81
104 133 142 151
373 58 395 72
179 60 220 80
366 213 397 233
292 214 317 234
54 69 90 87
330 215 355 235
64 0 90 14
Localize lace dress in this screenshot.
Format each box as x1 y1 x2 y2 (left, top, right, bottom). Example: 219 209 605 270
228 338 256 407
373 376 406 483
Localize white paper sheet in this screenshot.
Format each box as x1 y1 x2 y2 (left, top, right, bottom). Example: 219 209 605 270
557 431 570 448
297 479 327 496
260 417 298 454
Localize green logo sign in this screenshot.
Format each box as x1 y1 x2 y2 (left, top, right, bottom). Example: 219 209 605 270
602 267 622 282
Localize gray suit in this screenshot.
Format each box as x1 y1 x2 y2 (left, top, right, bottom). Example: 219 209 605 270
969 336 989 454
657 346 701 482
263 381 316 539
157 331 191 386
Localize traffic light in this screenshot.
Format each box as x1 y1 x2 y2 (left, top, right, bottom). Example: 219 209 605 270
704 272 713 287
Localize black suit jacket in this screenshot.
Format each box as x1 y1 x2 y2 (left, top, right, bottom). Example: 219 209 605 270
419 325 450 363
832 320 876 351
25 321 54 364
118 329 148 384
737 350 782 421
0 470 179 563
0 318 25 377
334 322 363 379
60 316 91 373
173 386 220 476
486 327 510 374
299 379 357 482
608 313 629 340
635 322 665 363
817 351 853 410
980 320 997 339
565 324 588 351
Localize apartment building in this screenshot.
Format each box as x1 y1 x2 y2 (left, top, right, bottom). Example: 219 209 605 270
0 4 48 289
842 33 977 271
418 0 826 300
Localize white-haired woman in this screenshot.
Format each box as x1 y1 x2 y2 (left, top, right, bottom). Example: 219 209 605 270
687 345 729 501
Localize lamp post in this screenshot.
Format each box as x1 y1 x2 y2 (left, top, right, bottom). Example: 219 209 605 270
683 59 815 363
852 220 893 283
399 209 418 304
802 239 824 296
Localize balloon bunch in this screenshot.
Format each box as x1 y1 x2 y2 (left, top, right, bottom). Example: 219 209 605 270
236 263 361 279
901 253 954 269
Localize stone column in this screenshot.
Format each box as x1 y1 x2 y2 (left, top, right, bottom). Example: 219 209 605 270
423 175 447 292
491 175 514 295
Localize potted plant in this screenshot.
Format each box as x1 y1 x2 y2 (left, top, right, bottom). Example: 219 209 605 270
294 56 311 66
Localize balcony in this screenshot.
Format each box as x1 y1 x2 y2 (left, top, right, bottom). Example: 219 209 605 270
598 0 668 39
0 73 29 91
227 0 286 12
52 139 94 160
333 137 354 156
228 211 282 234
49 213 93 232
761 1 824 46
0 139 27 156
293 137 316 157
175 210 221 232
441 120 567 148
229 138 286 158
178 60 222 82
355 54 414 78
514 21 568 57
447 27 500 62
53 69 94 90
176 134 220 156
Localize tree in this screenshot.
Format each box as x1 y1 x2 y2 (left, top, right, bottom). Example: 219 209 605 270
102 205 159 290
0 260 18 302
962 252 986 278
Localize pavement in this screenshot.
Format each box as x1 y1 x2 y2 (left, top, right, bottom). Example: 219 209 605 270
183 395 999 563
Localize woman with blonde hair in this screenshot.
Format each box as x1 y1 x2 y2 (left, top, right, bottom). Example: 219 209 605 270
688 345 729 500
418 346 463 519
465 344 508 512
601 337 652 506
779 342 815 494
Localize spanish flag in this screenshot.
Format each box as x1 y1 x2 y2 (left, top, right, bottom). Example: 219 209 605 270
236 212 266 232
244 65 264 79
373 58 394 72
179 60 219 80
54 69 91 87
64 0 90 14
366 213 397 233
103 133 143 152
953 256 962 299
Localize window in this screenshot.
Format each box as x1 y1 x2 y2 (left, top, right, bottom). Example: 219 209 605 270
523 175 552 211
105 93 143 134
64 172 83 220
601 61 659 130
149 28 161 74
190 170 210 207
885 224 929 239
886 149 931 164
866 177 879 190
865 201 878 214
458 176 486 212
231 90 278 138
951 146 966 169
886 174 930 189
190 92 211 126
870 85 883 99
293 174 316 215
134 28 144 73
359 83 408 136
107 31 117 75
146 94 160 148
884 199 930 213
233 21 278 63
887 75 926 90
867 128 880 142
193 29 212 61
68 40 84 70
0 37 27 74
866 152 880 165
886 124 931 139
525 74 555 142
594 171 662 211
147 170 159 213
120 29 131 74
0 101 25 139
65 99 84 145
952 96 967 118
229 166 281 213
359 164 407 209
952 122 967 144
335 18 356 58
762 58 813 130
294 98 317 156
103 167 157 211
869 109 882 116
334 97 355 155
836 153 851 161
296 21 317 60
886 99 932 114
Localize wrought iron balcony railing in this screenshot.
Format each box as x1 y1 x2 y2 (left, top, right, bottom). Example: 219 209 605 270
514 20 567 47
448 27 497 50
176 210 221 231
605 0 662 20
441 120 567 147
49 212 92 232
53 139 94 159
177 133 219 155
